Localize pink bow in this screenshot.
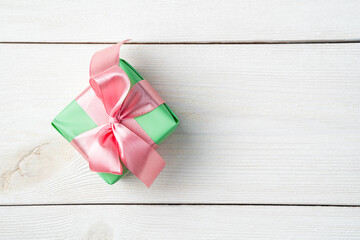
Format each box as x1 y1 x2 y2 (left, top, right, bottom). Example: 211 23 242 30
74 40 166 187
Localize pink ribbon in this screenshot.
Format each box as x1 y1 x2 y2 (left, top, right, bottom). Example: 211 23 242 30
73 40 166 187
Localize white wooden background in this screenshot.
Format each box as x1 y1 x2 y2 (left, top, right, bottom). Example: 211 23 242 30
1 0 360 239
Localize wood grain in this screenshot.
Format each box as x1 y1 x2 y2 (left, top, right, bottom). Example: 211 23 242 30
1 0 360 43
0 205 360 239
0 43 360 205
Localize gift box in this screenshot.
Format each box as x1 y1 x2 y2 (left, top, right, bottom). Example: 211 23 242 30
52 42 178 186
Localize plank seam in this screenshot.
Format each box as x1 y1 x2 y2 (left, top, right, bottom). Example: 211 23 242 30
1 40 360 45
1 203 360 208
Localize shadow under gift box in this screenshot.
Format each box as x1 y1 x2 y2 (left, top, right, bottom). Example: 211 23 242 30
52 59 179 184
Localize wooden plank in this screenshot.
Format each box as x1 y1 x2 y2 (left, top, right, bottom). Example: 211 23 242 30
1 0 360 42
0 43 360 204
0 205 359 239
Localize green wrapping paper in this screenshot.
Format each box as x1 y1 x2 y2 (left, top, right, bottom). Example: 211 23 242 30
52 59 179 184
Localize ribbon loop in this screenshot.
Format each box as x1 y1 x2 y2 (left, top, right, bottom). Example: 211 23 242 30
89 65 131 117
119 80 165 119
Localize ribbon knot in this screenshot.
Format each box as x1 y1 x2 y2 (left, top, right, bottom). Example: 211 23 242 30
109 116 120 125
73 40 166 187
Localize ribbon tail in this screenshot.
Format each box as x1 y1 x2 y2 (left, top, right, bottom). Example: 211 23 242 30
90 39 131 78
72 124 123 175
113 124 165 187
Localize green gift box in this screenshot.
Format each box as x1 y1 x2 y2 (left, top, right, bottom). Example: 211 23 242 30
52 59 179 184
